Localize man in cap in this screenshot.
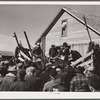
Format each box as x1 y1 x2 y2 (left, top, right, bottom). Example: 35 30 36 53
49 45 59 64
0 65 17 91
49 45 58 58
25 67 42 91
32 43 43 58
10 69 30 91
70 66 90 92
32 43 44 70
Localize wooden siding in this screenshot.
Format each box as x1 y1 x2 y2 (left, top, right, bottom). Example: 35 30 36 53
45 12 100 56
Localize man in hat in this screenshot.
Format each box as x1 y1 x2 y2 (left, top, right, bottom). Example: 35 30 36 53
10 69 30 91
60 42 70 63
0 65 17 91
32 43 44 70
61 42 82 64
32 43 43 58
70 66 90 92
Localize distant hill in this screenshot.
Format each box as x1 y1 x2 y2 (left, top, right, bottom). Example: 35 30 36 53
0 51 14 57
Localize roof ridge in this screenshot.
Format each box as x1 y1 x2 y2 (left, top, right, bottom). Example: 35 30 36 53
63 7 100 19
62 7 84 15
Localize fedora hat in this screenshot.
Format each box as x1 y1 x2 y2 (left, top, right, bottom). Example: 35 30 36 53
62 42 70 48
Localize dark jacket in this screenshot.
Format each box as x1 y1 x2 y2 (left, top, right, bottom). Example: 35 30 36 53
93 47 100 77
39 71 50 89
64 66 76 91
0 75 4 85
71 50 82 61
32 46 43 56
0 73 17 91
49 48 58 58
64 66 76 81
10 78 30 91
60 49 81 63
25 75 41 91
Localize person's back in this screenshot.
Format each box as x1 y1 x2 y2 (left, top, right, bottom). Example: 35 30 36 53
64 66 76 81
43 75 67 92
39 70 50 89
43 79 54 91
25 67 42 91
0 65 17 91
70 66 90 92
0 74 17 91
10 69 30 91
64 66 76 91
10 78 30 91
0 66 8 85
70 73 89 92
43 67 67 92
25 75 41 91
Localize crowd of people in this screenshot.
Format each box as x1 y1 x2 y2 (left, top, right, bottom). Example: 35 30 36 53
0 42 100 92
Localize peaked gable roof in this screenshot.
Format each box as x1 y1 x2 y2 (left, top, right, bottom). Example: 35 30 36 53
35 7 100 44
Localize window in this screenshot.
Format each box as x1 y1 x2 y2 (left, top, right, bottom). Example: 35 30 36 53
61 18 68 37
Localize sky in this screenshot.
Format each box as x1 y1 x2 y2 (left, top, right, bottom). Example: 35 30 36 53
0 4 100 52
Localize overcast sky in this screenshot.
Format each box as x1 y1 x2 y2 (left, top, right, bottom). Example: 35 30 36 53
0 4 100 52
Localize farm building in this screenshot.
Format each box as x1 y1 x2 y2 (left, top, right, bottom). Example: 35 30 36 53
0 51 14 61
35 7 100 56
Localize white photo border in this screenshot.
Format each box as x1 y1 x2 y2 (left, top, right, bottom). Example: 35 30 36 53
0 1 100 99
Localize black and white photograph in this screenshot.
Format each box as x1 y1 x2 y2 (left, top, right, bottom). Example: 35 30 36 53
0 1 100 99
